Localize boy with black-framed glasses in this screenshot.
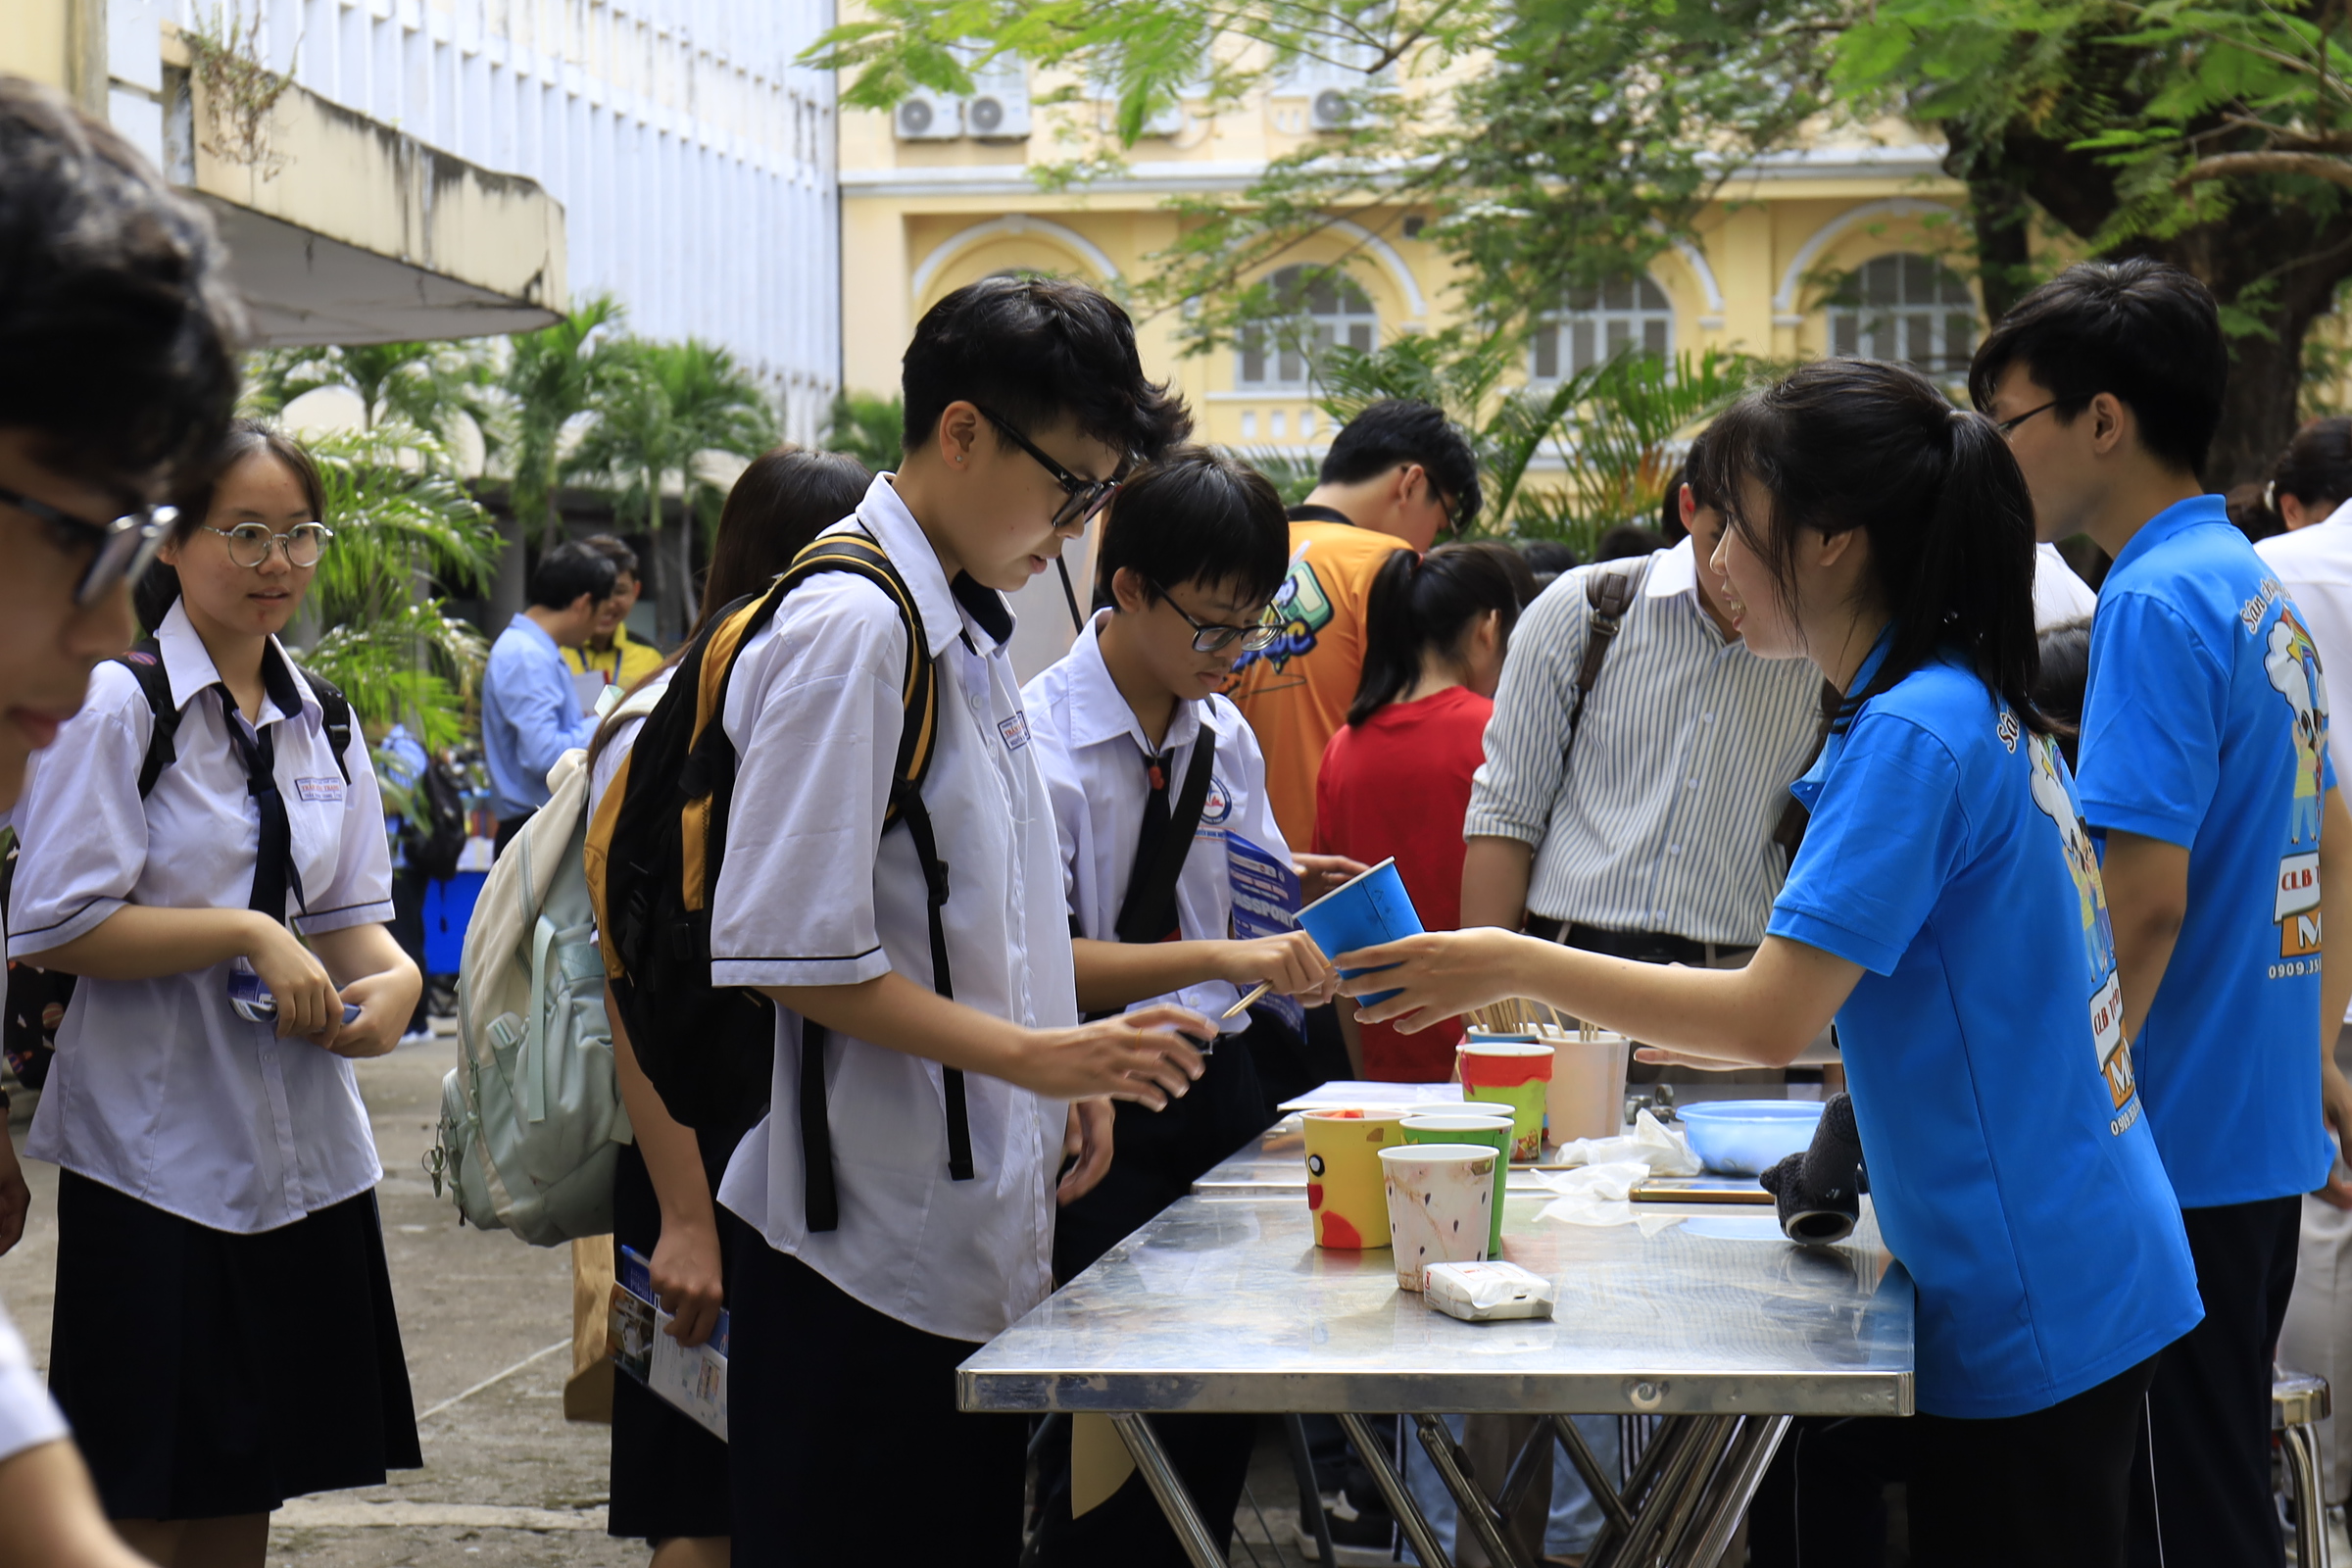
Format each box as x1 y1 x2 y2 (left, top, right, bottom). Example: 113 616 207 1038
1022 446 1337 1566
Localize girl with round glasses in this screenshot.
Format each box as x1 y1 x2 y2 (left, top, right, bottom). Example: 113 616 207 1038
10 418 421 1567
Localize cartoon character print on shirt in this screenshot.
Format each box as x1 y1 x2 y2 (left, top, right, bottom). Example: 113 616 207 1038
1227 551 1333 686
2261 597 2329 964
2025 724 2139 1133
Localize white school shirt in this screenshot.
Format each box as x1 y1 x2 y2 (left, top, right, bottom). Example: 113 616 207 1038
9 600 395 1233
711 473 1076 1345
2258 505 2352 1021
1024 612 1293 1028
0 906 66 1466
2034 543 2099 629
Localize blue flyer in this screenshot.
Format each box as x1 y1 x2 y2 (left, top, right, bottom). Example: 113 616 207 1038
1226 832 1308 1036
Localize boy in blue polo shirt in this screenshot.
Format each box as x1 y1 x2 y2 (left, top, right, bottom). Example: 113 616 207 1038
1976 259 2352 1565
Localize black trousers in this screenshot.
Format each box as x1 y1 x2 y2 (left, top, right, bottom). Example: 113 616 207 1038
1749 1353 2160 1568
387 867 429 1036
2131 1195 2302 1568
726 1243 1025 1568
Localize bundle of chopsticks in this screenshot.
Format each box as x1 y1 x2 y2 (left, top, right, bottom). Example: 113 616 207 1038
1469 999 1606 1041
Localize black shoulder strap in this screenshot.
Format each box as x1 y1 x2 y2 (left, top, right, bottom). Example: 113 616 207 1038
294 665 355 787
111 641 182 801
1113 725 1217 947
1560 559 1649 779
773 532 973 1225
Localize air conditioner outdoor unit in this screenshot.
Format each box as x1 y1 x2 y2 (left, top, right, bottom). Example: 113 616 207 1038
895 91 962 140
1309 87 1355 130
966 90 1031 139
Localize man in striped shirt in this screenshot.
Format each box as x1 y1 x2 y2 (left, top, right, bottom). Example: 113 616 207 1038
1460 459 1825 971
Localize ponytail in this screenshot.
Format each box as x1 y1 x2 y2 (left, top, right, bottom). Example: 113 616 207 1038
1348 542 1539 727
1701 358 2046 731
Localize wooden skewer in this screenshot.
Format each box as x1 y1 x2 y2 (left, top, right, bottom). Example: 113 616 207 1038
1222 981 1273 1020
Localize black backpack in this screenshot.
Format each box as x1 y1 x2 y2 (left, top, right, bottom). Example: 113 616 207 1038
1 640 353 1091
405 753 468 883
585 532 963 1233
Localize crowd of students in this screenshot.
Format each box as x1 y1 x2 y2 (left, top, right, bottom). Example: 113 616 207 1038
3 66 2352 1568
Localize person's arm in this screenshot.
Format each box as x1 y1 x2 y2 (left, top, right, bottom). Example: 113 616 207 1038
1460 836 1535 932
0 1443 149 1568
1072 931 1337 1015
1059 1100 1114 1206
1339 926 1861 1068
0 1133 24 1258
26 907 343 1041
306 923 421 1059
607 985 725 1346
2318 788 2352 1206
2100 830 2188 1053
514 648 592 785
763 974 1205 1106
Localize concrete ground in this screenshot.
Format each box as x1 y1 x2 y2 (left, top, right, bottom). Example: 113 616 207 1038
0 1026 1323 1567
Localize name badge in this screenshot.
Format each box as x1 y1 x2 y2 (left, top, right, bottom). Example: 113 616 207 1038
295 776 345 804
997 712 1031 752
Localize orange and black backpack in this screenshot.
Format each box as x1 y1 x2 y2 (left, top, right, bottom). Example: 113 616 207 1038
584 532 963 1233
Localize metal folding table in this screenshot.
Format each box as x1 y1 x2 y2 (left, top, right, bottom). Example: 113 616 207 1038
959 1180 1913 1568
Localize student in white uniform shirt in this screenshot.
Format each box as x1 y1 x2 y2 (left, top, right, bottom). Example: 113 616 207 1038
10 420 422 1568
0 78 247 1568
1022 449 1339 1566
710 277 1204 1567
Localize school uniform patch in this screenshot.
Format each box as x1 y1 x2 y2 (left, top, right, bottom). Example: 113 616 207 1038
1200 776 1233 825
294 776 345 804
997 711 1032 752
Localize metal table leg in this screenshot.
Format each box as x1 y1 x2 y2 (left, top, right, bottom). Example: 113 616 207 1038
1111 1412 1228 1568
2282 1421 2330 1568
1673 1415 1791 1568
1337 1412 1456 1568
1414 1414 1538 1568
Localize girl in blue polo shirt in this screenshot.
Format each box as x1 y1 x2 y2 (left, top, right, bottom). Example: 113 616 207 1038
1339 359 2201 1567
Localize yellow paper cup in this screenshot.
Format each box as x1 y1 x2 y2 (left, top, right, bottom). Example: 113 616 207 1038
1402 1112 1513 1255
1459 1041 1556 1160
1380 1144 1495 1290
1301 1109 1405 1250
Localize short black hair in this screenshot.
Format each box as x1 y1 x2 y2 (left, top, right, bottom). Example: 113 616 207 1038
901 275 1192 465
1969 258 2227 480
2034 615 2094 770
580 534 639 578
529 540 618 610
0 77 245 495
1097 447 1291 609
1318 400 1483 529
1517 538 1579 587
1594 523 1668 562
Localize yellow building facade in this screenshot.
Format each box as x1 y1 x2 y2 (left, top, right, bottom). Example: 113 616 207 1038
841 63 1973 467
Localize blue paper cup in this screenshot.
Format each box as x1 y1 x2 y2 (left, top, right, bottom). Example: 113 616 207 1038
1297 858 1424 1005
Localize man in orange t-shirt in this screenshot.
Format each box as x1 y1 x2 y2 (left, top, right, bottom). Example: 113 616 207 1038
1228 399 1483 852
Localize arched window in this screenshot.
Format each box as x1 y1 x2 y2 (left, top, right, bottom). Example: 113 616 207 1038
1237 266 1378 391
1531 275 1673 381
1828 254 1977 374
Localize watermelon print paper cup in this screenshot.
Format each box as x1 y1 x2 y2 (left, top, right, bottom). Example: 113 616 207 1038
1381 1144 1495 1290
1458 1040 1556 1159
1301 1108 1404 1250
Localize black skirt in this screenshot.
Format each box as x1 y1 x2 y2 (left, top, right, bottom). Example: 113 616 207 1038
608 1129 745 1544
47 1170 421 1520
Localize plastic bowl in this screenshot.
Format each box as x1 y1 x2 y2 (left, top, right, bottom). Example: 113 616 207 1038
1676 1101 1825 1177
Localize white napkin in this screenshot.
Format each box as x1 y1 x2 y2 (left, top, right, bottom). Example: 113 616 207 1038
1531 1158 1652 1227
1550 1109 1702 1176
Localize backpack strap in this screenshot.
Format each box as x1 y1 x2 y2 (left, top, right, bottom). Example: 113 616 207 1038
764 533 972 1228
110 641 183 801
1559 559 1650 783
295 665 355 787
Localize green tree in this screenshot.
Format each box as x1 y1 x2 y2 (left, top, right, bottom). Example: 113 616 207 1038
502 296 631 545
825 392 906 473
244 340 495 437
294 422 503 750
566 337 778 644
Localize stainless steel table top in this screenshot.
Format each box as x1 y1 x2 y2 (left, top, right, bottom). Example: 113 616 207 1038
1197 1120 1586 1196
959 1193 1914 1419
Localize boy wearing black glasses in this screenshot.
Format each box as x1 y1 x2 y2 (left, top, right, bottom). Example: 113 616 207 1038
0 74 241 1568
712 276 1207 1566
1021 446 1338 1565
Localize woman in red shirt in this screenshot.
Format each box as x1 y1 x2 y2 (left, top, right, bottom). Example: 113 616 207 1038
1316 541 1537 1080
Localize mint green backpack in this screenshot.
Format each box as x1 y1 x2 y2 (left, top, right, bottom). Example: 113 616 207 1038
435 745 634 1245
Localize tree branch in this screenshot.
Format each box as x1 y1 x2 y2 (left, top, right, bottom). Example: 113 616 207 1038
2178 150 2352 190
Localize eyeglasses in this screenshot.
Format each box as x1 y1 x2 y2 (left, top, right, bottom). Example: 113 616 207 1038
1994 399 2061 437
1153 582 1281 654
974 406 1126 530
0 485 177 607
202 520 334 568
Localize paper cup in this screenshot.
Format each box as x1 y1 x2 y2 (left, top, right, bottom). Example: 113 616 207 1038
1541 1029 1632 1145
1458 1041 1556 1160
1302 1109 1405 1250
1401 1112 1513 1255
1297 858 1424 1005
1380 1144 1495 1290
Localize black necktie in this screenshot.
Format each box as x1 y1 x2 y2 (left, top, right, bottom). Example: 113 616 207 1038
218 687 295 920
1123 748 1180 944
